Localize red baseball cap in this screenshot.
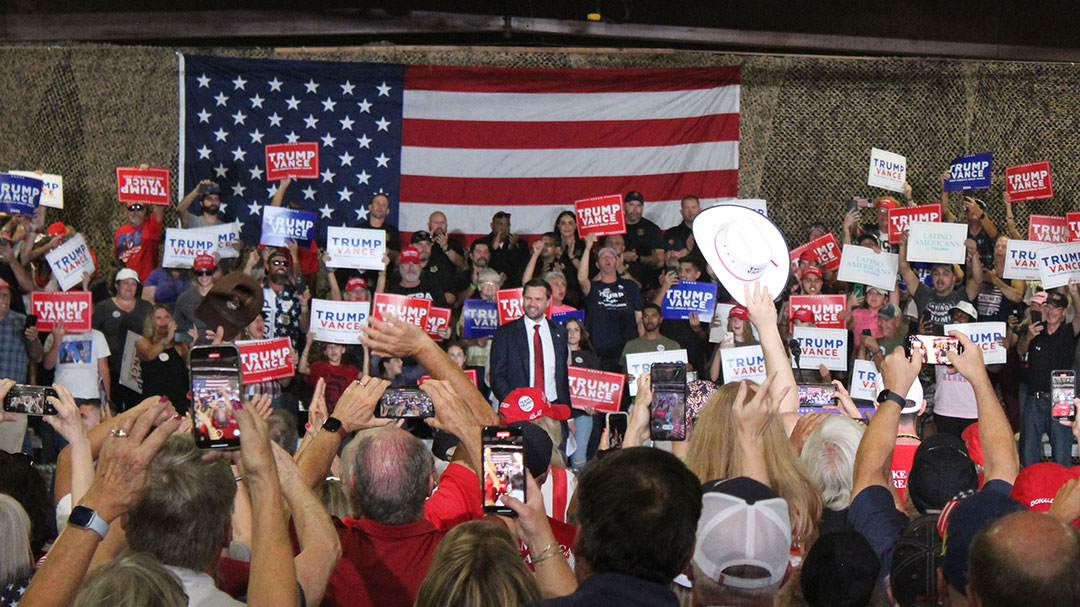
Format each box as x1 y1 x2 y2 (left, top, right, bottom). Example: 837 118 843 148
47 222 68 237
0 278 9 291
792 307 815 323
876 197 900 210
798 249 818 262
193 254 216 271
1010 462 1077 516
802 266 822 279
499 387 571 423
345 277 368 291
729 305 749 321
400 246 421 264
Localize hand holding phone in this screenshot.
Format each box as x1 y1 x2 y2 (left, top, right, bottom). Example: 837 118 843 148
650 363 687 441
482 425 526 515
190 345 243 449
1052 370 1076 422
909 335 962 365
2 384 59 415
377 387 434 418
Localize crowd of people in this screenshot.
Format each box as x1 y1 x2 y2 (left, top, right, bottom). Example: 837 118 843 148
0 173 1079 607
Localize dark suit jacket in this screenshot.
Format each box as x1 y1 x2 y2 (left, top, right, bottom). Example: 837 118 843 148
490 316 571 405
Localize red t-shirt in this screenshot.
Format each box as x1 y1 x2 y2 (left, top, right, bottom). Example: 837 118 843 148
891 441 920 505
303 361 361 412
114 213 162 282
520 517 577 570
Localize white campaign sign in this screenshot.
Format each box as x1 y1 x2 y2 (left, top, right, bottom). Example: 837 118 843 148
1002 240 1043 280
119 330 142 394
45 234 95 291
162 223 241 268
944 322 1007 365
868 148 907 193
308 299 370 344
836 245 898 292
717 198 767 217
849 359 880 401
906 221 968 264
1036 241 1080 289
10 171 63 208
792 327 848 372
625 348 688 397
325 227 387 271
719 345 767 385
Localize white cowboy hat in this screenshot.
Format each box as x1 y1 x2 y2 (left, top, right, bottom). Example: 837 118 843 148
693 204 790 306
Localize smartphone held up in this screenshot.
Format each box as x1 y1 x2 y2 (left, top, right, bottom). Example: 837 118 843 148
481 425 526 515
650 363 687 441
2 385 59 416
190 344 243 449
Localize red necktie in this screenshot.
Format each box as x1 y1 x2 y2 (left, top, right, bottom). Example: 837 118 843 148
533 324 545 394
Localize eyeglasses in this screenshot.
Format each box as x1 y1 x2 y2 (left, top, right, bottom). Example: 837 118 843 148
271 259 288 266
480 281 497 286
127 204 145 212
194 270 213 277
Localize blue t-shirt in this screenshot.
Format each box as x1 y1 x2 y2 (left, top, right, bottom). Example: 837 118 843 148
144 268 192 309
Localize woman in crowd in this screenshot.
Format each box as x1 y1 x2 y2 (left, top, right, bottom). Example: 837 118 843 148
136 304 191 414
0 494 35 602
564 317 599 468
72 552 188 607
141 266 190 312
708 305 757 383
847 285 896 339
92 268 152 409
553 211 585 307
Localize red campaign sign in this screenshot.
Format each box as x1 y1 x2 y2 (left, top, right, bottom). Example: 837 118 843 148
568 366 625 413
496 288 524 325
1005 161 1053 202
30 291 92 333
371 292 432 326
1028 215 1069 243
788 233 842 272
887 203 941 245
789 294 847 333
265 142 320 181
574 194 626 237
1068 213 1080 242
424 306 452 341
115 167 170 206
419 369 478 388
237 338 295 384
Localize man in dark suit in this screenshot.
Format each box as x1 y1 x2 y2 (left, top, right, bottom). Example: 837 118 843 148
490 278 572 407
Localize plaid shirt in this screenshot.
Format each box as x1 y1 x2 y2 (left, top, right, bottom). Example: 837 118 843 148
261 280 305 353
0 312 30 384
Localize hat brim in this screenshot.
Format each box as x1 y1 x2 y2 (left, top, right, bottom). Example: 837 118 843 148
693 205 790 306
547 403 573 421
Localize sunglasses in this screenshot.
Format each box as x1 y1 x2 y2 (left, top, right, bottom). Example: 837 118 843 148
271 259 289 266
194 270 213 277
127 204 145 211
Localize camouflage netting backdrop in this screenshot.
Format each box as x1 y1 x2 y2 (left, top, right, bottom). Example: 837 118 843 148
1 43 1077 280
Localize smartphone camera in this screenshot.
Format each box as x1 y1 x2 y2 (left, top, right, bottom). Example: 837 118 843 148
2 385 59 416
650 363 687 441
1051 370 1076 422
798 384 838 407
481 426 525 515
605 412 629 449
190 345 243 449
377 387 434 418
909 335 962 365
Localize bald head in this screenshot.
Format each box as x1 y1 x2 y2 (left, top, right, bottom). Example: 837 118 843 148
968 511 1080 606
428 211 447 236
346 427 433 525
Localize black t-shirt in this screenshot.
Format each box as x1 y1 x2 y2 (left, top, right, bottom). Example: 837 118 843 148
1024 322 1078 391
913 283 968 331
969 226 994 270
622 218 665 286
570 348 599 370
0 262 25 314
976 282 1022 324
425 247 457 294
475 232 530 289
664 222 693 253
386 274 450 309
358 219 401 252
585 278 642 360
660 319 707 374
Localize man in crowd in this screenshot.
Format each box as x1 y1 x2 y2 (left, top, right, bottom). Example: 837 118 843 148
490 278 571 406
114 198 165 282
385 245 451 308
899 231 980 332
409 230 456 304
579 236 644 372
664 195 702 260
262 249 309 352
358 192 402 262
178 179 229 228
477 211 529 289
621 191 666 287
653 257 711 373
621 303 681 371
454 240 495 303
427 211 467 271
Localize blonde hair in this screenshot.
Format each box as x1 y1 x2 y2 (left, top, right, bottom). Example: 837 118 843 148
73 552 187 607
416 520 541 607
531 416 567 470
686 382 822 545
141 304 172 342
0 494 32 584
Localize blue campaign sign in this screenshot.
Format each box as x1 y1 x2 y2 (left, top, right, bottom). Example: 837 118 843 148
551 309 585 325
260 206 317 247
463 299 499 338
661 281 718 320
944 153 992 192
0 173 43 215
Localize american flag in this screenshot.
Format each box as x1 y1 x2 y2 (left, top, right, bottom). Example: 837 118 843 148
179 54 740 245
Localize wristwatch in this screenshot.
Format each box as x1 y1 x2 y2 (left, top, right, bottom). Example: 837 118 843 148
68 505 110 540
876 390 906 408
322 417 343 434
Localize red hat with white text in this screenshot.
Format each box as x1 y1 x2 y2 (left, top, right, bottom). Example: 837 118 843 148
499 387 571 423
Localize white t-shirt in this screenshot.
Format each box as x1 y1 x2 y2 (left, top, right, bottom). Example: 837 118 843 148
934 366 977 419
45 330 111 399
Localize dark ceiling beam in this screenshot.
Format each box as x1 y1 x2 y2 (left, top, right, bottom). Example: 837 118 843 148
4 9 1080 62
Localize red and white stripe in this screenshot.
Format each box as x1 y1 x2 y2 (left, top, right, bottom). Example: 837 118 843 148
399 66 740 241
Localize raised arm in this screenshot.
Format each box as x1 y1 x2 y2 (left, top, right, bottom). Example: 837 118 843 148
743 282 800 426
1003 193 1023 240
896 230 921 294
732 373 785 487
946 331 1019 484
271 177 291 207
964 239 983 302
577 233 596 297
851 346 921 498
522 239 543 285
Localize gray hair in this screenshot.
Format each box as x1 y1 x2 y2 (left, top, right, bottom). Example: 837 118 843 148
542 271 567 285
798 416 864 511
125 435 237 570
73 552 187 607
346 428 432 525
0 494 32 584
477 269 501 286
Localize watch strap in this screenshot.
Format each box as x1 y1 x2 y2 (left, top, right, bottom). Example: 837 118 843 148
877 390 906 408
322 417 343 434
70 505 110 540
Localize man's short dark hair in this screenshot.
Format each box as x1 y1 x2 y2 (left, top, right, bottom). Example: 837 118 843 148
523 278 551 299
469 240 490 254
574 448 702 584
678 256 706 276
642 303 662 316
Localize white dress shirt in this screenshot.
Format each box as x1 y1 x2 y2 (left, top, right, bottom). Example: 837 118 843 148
524 316 558 402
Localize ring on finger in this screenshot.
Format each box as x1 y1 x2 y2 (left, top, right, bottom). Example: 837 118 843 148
109 428 129 438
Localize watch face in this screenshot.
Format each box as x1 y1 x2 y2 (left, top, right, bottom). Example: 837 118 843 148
69 505 95 527
323 418 342 433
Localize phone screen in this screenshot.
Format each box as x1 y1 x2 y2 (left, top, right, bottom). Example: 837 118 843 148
1051 370 1076 421
190 345 243 449
1031 310 1043 326
377 388 434 418
798 384 838 407
2 385 59 415
482 426 525 515
909 335 961 365
605 412 629 449
650 363 687 441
